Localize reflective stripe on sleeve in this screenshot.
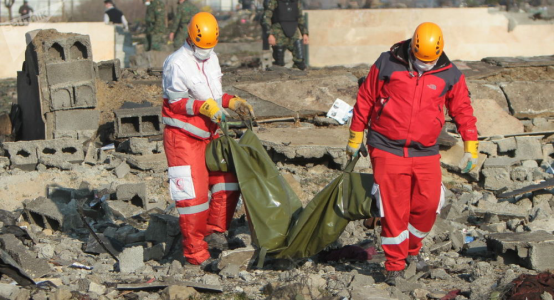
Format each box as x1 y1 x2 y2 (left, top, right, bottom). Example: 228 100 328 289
162 117 211 139
186 99 197 116
408 223 429 239
211 183 239 194
176 201 210 215
165 91 190 103
381 230 409 245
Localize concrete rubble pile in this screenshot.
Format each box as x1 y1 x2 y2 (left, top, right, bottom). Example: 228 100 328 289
0 29 553 300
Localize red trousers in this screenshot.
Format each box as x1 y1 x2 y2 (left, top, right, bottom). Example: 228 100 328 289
369 147 443 271
164 127 240 265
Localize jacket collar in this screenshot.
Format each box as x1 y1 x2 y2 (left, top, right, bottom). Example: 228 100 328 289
390 39 451 74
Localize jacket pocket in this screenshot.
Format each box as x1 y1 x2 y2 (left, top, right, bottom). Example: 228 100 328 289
168 165 196 201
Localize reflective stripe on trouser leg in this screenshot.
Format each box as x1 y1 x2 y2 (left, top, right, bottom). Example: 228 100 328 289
408 154 442 256
206 171 240 235
370 146 413 271
163 127 211 265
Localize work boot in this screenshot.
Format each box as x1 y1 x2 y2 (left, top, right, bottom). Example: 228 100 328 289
293 61 306 70
272 46 285 66
384 270 404 286
406 254 430 272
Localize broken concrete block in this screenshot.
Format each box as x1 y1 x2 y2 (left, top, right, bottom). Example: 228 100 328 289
116 183 147 209
118 246 144 273
129 137 164 155
0 234 51 278
217 246 256 271
114 160 131 178
114 107 163 138
494 137 517 153
487 230 554 271
95 59 121 82
122 153 168 173
479 141 497 157
482 167 513 191
483 157 519 169
472 98 524 136
37 139 85 163
23 197 66 231
0 283 31 300
3 141 39 170
515 136 544 161
105 200 143 219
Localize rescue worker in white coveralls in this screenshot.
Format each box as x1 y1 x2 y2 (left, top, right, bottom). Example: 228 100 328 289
162 12 255 265
346 22 479 285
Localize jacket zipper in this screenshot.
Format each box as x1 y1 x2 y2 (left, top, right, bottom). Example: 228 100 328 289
376 97 389 120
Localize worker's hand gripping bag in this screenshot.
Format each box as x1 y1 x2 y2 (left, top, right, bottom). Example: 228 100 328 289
206 120 303 259
276 154 375 259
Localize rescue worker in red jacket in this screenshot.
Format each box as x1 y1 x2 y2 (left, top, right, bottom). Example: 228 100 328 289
346 22 478 285
162 12 255 266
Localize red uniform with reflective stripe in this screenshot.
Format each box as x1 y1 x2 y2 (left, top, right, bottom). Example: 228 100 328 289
351 40 477 271
162 41 240 265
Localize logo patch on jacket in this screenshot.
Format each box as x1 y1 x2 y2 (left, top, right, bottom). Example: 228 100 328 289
427 84 437 90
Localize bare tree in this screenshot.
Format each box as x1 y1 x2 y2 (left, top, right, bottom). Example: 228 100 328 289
4 0 15 21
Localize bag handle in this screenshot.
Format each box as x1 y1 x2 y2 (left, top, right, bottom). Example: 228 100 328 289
343 144 367 173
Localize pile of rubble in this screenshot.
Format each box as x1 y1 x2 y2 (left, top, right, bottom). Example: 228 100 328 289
0 28 554 299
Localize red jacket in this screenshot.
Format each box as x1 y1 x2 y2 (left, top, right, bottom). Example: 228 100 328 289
351 40 478 157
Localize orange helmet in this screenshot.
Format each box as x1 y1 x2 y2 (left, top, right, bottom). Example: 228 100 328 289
411 22 444 62
188 12 219 49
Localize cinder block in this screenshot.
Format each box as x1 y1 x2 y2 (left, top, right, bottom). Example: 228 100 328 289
95 59 121 82
487 230 554 272
116 183 147 209
114 107 163 138
36 139 85 163
23 197 65 231
45 109 99 140
515 136 543 160
17 29 98 140
3 141 39 170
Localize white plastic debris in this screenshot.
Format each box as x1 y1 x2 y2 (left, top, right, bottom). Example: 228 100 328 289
70 262 93 270
326 98 353 125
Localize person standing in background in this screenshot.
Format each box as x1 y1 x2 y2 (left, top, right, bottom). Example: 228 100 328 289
261 0 309 70
145 0 167 51
168 0 199 50
104 0 129 31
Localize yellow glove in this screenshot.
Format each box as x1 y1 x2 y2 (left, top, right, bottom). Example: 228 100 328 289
346 130 364 158
459 141 479 173
199 98 225 123
229 96 255 118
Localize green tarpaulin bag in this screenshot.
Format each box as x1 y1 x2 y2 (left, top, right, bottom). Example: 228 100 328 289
206 120 303 260
276 155 374 259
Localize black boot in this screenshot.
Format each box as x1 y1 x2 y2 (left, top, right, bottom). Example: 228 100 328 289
272 46 285 66
292 39 306 70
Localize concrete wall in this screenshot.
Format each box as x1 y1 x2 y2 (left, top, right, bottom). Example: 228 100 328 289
0 22 114 79
306 8 554 67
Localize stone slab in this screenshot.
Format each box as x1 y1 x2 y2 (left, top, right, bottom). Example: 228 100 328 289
482 55 554 67
467 81 508 112
472 99 524 137
234 75 358 114
501 81 554 118
487 230 554 271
